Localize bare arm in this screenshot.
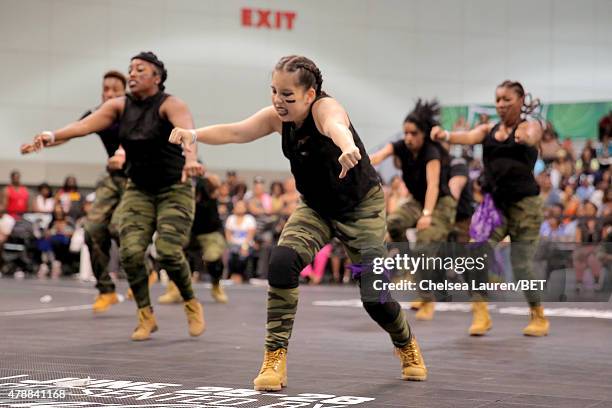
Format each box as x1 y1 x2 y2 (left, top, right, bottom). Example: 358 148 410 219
515 120 543 146
31 98 122 150
162 96 205 181
431 124 491 145
423 159 441 214
369 143 394 166
169 106 279 148
312 98 361 178
449 175 468 201
163 96 197 161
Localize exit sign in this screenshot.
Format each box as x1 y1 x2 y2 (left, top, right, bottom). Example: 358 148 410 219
241 8 297 30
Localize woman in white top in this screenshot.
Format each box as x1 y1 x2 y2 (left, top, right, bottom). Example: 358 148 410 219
225 200 256 283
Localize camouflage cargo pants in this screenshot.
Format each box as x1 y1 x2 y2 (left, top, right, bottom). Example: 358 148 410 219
118 180 195 308
83 174 127 294
387 196 457 300
488 195 544 305
266 185 412 351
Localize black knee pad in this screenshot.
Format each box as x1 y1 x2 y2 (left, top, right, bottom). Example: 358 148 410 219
268 246 305 289
363 300 401 325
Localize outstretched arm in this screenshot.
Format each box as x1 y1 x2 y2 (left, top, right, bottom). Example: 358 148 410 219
312 98 361 179
163 96 204 181
168 106 279 151
431 123 491 145
30 98 122 151
369 143 394 166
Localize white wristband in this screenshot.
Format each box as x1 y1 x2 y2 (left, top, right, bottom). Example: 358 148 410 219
190 129 197 144
443 130 450 142
42 130 55 144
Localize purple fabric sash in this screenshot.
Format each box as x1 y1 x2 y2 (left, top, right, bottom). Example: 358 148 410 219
469 193 503 243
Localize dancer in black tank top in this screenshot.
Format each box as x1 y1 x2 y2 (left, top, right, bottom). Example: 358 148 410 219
26 52 206 342
370 100 457 321
21 70 129 313
169 55 427 390
431 80 550 337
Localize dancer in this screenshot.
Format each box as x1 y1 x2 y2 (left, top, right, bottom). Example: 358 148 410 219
370 100 456 321
26 52 205 341
169 55 426 390
159 172 229 304
431 80 549 336
21 70 128 312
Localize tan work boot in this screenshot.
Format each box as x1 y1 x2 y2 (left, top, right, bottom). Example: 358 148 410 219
158 281 183 304
409 299 424 310
469 301 492 336
184 298 206 337
523 305 549 337
415 301 435 321
396 336 427 381
253 348 288 391
131 306 158 341
126 272 158 301
211 283 228 304
92 292 119 313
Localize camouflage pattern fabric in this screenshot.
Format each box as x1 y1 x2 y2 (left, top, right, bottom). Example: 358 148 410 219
118 180 195 308
83 174 127 294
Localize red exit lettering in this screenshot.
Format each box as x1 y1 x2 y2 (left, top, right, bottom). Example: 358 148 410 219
241 8 296 31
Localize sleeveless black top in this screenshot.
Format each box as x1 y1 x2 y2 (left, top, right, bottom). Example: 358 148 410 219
192 177 223 235
80 108 125 177
118 92 184 192
482 122 539 209
281 96 379 217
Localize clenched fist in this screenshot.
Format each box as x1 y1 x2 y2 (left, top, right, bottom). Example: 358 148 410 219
338 145 361 179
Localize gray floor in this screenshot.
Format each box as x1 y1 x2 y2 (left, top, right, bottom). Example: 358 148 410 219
0 278 611 408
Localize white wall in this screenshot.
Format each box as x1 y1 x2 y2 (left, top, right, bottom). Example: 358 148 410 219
1 0 611 185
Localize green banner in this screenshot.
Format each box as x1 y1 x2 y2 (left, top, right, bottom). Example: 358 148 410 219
442 101 612 140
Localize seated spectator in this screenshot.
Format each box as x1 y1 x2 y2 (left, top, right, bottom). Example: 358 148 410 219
217 182 233 223
47 203 76 278
226 170 240 196
2 170 29 220
576 143 599 175
540 204 568 241
550 150 571 189
270 181 285 215
561 138 576 161
576 174 595 202
280 176 300 217
538 171 561 207
232 182 247 203
574 201 604 291
599 110 612 142
225 200 256 284
248 176 272 216
560 182 581 222
55 176 84 220
33 183 55 213
540 123 562 165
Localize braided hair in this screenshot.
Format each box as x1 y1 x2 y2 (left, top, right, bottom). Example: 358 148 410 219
274 55 325 97
497 80 541 117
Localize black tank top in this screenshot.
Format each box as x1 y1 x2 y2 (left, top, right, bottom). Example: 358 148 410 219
118 92 184 191
80 109 125 177
192 177 223 235
482 122 539 209
281 95 379 217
